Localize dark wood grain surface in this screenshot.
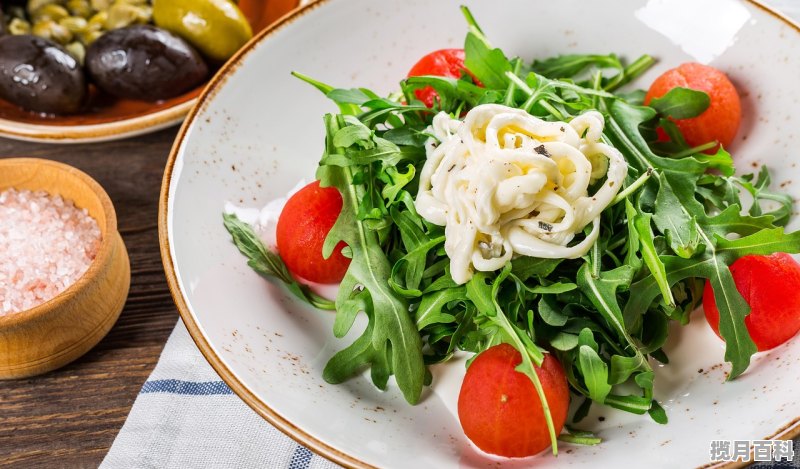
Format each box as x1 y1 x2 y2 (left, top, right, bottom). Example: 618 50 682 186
0 128 181 468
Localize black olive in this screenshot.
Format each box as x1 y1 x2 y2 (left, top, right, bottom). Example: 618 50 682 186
0 35 87 114
86 25 208 102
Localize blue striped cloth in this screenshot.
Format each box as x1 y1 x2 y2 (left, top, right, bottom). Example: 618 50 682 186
101 321 340 469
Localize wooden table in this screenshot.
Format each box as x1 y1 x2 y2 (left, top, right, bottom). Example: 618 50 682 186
0 128 181 468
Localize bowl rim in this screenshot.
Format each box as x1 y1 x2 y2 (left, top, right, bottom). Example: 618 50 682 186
158 1 800 468
0 100 193 144
0 157 118 328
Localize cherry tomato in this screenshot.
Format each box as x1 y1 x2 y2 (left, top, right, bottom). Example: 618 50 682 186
276 181 350 284
645 62 741 152
703 253 800 351
457 344 570 457
407 48 480 108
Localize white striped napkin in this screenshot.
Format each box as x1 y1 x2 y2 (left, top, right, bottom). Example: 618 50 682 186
100 321 340 469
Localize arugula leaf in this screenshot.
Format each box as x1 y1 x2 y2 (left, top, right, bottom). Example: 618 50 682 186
558 431 602 446
461 9 512 90
634 212 673 305
415 287 463 330
652 174 702 258
222 213 334 310
532 54 623 79
576 263 634 342
291 72 361 115
318 115 426 404
604 394 652 414
579 347 612 405
604 99 800 378
609 354 646 385
538 296 569 327
648 400 669 424
736 166 793 226
550 332 580 351
649 87 710 119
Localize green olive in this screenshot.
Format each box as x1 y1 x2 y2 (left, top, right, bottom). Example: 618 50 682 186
65 40 86 63
77 28 103 44
66 0 93 18
32 19 73 44
90 0 111 11
87 11 107 30
9 18 33 35
152 0 252 62
105 2 150 30
31 4 70 22
28 0 65 15
60 16 88 34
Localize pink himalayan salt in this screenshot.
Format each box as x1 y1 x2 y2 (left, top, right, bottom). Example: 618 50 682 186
0 188 102 316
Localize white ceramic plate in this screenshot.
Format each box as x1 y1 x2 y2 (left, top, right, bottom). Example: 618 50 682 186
160 1 800 467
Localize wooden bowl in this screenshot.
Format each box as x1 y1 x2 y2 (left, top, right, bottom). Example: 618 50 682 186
0 158 131 379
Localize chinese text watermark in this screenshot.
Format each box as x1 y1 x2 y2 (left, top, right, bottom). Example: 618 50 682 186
709 439 794 463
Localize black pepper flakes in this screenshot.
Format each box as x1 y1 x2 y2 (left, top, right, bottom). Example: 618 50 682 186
538 221 553 232
534 144 551 157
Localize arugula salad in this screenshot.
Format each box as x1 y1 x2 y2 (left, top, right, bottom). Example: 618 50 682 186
223 7 800 458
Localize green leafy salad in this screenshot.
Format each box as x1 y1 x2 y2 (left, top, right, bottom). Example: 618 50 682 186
223 6 800 454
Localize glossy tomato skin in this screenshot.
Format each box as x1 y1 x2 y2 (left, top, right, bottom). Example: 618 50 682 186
703 253 800 351
645 62 741 152
407 48 479 108
276 181 350 284
457 344 569 458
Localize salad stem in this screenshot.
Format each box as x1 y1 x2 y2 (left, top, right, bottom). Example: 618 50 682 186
605 54 656 92
669 141 718 159
591 233 602 278
503 59 523 107
612 167 654 205
540 100 565 120
505 71 534 95
460 5 484 34
558 434 602 446
591 70 603 109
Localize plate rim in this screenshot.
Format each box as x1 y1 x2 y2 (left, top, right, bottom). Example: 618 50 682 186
158 1 800 467
0 99 194 144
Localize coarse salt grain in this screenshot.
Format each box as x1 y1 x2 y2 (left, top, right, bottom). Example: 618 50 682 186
0 188 102 316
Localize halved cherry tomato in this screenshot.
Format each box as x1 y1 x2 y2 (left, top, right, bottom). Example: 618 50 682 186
645 62 741 152
457 344 570 458
407 48 480 108
703 253 800 351
276 181 350 284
